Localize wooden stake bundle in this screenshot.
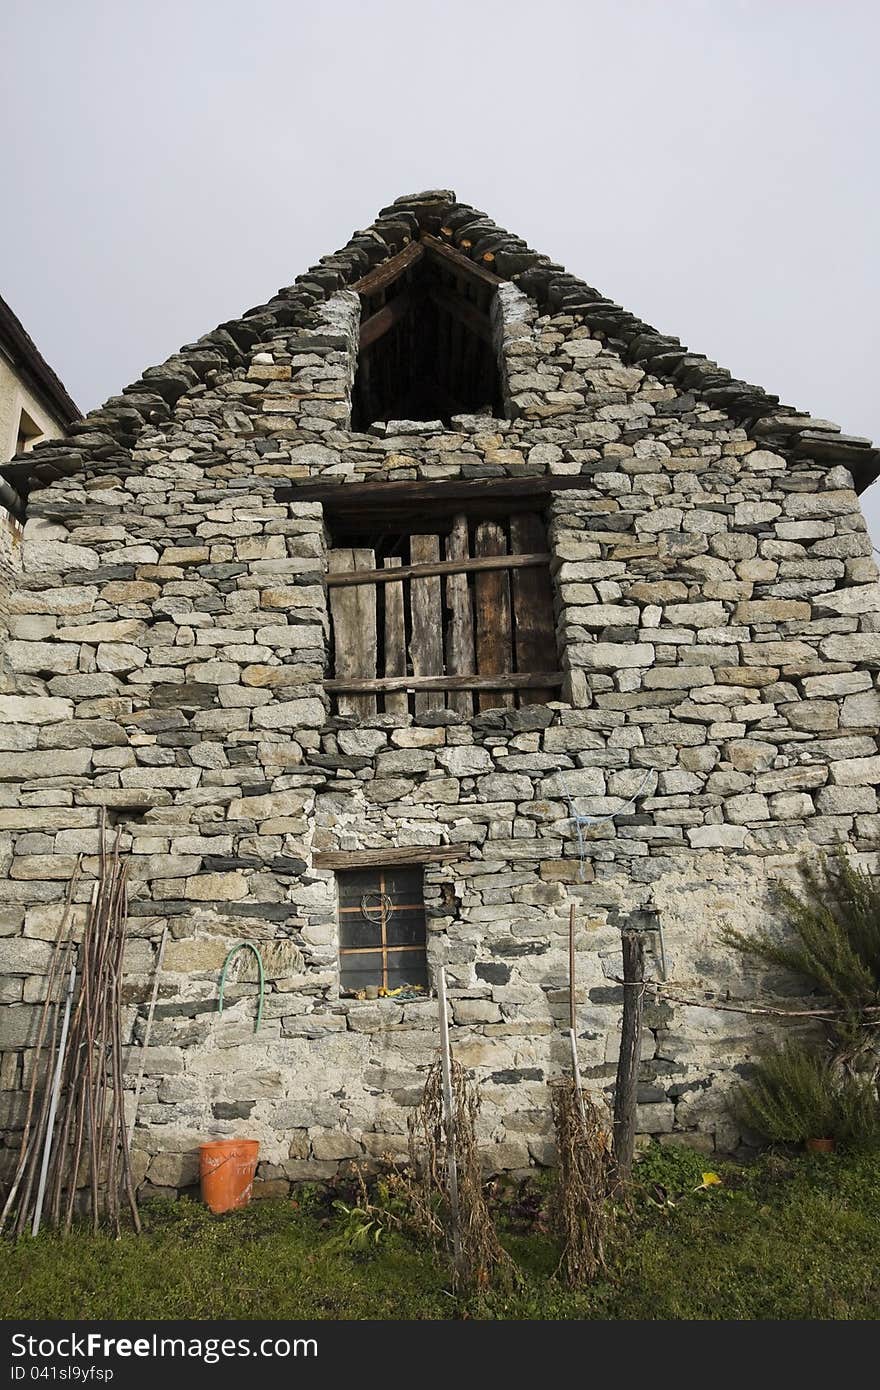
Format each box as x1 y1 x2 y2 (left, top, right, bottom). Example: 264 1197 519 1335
1 824 141 1237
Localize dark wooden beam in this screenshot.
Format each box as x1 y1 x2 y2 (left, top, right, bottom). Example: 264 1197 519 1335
351 241 424 296
358 287 419 349
324 671 564 695
276 475 591 508
325 551 550 589
314 845 461 870
420 233 503 289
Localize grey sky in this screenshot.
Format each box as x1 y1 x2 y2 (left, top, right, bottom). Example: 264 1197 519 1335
3 1 879 540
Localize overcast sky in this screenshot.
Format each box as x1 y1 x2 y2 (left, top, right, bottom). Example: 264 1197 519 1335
3 1 879 544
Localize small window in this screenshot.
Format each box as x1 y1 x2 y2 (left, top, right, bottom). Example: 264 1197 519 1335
350 235 504 429
325 510 561 718
337 866 428 995
16 408 42 454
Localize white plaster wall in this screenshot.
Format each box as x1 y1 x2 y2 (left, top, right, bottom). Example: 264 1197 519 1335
0 356 65 462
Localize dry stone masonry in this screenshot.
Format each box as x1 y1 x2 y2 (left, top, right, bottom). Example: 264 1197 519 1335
2 190 879 1196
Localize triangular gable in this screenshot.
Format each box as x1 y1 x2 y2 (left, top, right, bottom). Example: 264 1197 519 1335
3 188 877 505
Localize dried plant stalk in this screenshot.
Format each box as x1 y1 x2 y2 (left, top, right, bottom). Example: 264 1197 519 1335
407 1058 518 1295
551 1078 613 1286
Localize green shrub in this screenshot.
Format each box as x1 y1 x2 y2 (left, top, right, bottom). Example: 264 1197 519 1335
735 1040 880 1147
836 1072 880 1151
722 852 880 1060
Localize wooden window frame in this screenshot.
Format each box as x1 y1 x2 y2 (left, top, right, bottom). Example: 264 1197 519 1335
324 505 561 717
336 864 428 996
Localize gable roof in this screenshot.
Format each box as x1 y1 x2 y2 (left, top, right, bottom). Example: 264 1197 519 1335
3 188 877 506
0 292 80 432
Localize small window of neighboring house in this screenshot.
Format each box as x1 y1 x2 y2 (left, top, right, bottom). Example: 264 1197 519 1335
16 408 43 454
325 510 561 718
337 866 428 995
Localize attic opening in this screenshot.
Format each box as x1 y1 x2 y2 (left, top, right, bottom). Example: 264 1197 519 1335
350 235 505 429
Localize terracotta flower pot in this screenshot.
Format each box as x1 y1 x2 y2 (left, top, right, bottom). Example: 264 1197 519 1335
804 1137 836 1154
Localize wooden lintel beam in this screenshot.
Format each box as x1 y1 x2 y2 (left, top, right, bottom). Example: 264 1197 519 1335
276 474 591 507
314 846 461 870
351 241 424 297
358 288 419 349
324 671 564 695
420 233 503 288
427 285 493 345
325 551 550 589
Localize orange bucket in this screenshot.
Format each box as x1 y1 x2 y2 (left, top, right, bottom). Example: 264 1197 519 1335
199 1138 260 1214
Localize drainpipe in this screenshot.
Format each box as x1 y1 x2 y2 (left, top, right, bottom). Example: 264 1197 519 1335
0 474 25 520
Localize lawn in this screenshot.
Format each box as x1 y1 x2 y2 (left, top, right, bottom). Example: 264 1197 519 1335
1 1147 878 1320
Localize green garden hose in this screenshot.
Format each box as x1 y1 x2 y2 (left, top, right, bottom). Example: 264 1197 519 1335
217 942 265 1034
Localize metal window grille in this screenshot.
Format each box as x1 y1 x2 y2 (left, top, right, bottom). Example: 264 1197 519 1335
337 866 428 993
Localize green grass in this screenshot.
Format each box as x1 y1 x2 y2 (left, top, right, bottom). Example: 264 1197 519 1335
2 1148 879 1320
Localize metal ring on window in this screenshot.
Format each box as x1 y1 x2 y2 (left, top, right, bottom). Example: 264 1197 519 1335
361 891 394 925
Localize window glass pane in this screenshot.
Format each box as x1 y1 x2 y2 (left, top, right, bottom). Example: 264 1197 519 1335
385 951 429 990
338 870 380 906
384 866 423 900
385 908 426 947
337 865 428 993
339 914 382 950
340 951 383 989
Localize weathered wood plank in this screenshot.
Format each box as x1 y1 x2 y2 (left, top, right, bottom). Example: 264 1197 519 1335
420 233 503 288
510 514 557 705
359 287 420 349
383 556 408 718
314 845 460 870
276 474 592 512
474 521 514 710
351 241 424 296
328 548 377 718
323 671 563 694
444 514 476 718
326 551 549 588
409 534 444 713
613 930 645 1186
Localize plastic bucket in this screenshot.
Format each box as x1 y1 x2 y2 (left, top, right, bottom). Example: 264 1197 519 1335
199 1138 260 1213
804 1137 836 1155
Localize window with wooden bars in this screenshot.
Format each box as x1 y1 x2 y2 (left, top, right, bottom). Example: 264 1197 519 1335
325 510 561 718
337 866 428 995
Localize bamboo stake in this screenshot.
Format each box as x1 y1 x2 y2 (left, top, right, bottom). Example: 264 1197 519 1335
0 872 79 1233
568 903 586 1125
32 961 76 1236
5 828 141 1236
127 925 168 1150
436 966 463 1278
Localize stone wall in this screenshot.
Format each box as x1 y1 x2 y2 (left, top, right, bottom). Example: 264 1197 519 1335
2 230 880 1197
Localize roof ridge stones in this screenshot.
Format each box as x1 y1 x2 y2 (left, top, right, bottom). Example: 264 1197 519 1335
5 187 878 503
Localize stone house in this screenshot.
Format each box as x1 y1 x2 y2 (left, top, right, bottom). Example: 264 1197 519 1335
1 293 80 647
1 189 879 1197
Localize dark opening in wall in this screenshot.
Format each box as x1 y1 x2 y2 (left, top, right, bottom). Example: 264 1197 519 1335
351 236 504 429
